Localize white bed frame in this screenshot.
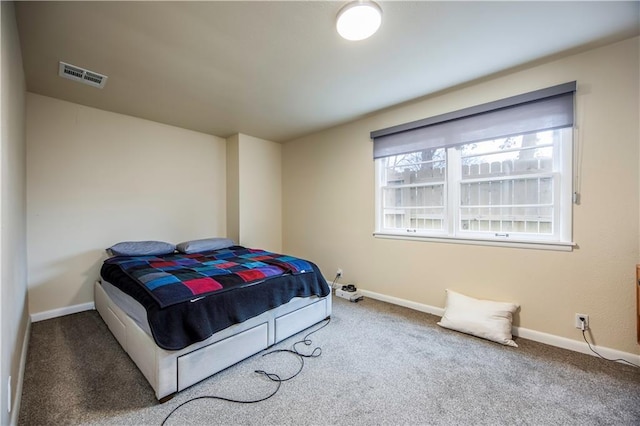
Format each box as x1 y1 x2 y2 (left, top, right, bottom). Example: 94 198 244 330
94 280 332 402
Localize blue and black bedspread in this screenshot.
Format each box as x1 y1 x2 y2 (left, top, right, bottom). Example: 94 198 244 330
103 246 315 308
100 246 330 350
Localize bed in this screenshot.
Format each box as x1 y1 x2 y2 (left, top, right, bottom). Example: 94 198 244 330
94 241 332 402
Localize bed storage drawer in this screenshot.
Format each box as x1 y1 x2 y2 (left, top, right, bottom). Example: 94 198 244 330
275 299 326 342
177 322 269 391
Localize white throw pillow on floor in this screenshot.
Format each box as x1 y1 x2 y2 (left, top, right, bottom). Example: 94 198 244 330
437 289 519 347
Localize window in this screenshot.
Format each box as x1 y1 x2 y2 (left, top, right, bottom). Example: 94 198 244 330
372 82 576 250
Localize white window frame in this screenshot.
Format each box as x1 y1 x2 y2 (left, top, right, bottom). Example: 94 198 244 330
374 128 575 251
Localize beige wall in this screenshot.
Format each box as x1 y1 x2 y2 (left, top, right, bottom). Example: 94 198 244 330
283 37 640 355
227 133 282 252
26 94 227 315
226 134 240 244
1 2 30 422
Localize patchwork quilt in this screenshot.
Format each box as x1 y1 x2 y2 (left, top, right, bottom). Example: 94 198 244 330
103 246 313 308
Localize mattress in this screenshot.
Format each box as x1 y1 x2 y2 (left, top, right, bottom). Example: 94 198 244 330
100 279 152 336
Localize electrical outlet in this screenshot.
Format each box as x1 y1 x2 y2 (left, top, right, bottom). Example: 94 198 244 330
575 313 589 330
336 268 343 277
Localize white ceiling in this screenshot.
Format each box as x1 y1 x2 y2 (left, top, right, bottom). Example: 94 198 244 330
15 1 640 142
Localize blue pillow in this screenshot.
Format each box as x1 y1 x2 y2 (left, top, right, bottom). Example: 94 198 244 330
176 237 235 254
107 241 176 256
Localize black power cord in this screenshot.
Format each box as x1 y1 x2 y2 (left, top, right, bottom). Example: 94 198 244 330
160 372 283 426
331 273 340 290
160 318 331 425
581 329 639 369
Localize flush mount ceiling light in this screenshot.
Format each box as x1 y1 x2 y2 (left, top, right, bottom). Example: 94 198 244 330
336 1 382 41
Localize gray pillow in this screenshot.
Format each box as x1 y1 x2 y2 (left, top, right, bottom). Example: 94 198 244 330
107 241 176 256
176 237 235 254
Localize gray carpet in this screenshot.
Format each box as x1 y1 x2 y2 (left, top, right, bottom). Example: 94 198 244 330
19 296 640 425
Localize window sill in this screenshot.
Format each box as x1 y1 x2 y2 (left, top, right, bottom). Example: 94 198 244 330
373 232 576 252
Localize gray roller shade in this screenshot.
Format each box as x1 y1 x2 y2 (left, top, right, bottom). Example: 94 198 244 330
371 81 576 159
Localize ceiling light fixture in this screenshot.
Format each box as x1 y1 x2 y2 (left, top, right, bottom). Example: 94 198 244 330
336 1 382 41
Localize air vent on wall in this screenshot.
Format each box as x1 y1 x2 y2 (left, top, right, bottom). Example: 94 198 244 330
58 62 108 89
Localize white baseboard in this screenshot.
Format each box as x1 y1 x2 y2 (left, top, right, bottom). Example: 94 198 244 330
512 326 640 366
360 288 640 366
30 302 95 323
360 289 445 317
31 290 637 366
10 318 31 426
